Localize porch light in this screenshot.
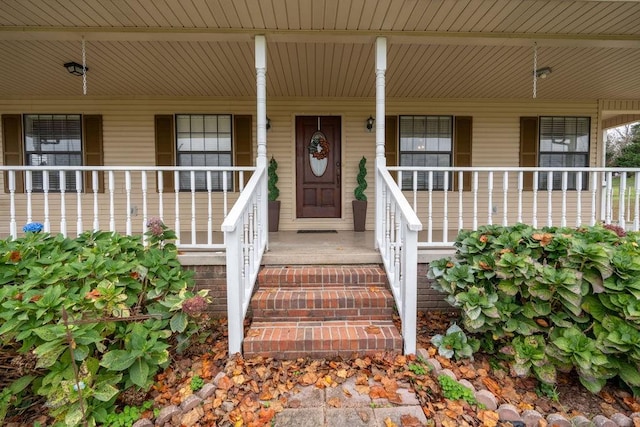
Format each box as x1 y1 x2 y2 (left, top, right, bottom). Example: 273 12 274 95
366 116 375 132
266 117 271 130
535 67 552 79
64 61 88 76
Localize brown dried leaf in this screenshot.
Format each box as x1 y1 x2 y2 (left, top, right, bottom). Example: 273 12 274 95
623 396 640 412
481 376 502 397
599 390 616 404
217 374 234 391
232 374 246 385
381 376 399 393
400 414 422 427
388 392 403 405
336 369 348 379
532 232 553 246
477 410 500 427
342 387 352 397
384 417 398 427
355 384 370 395
445 400 464 418
355 374 369 386
365 325 381 334
535 318 550 328
369 385 387 399
327 397 342 408
300 372 318 386
458 365 477 379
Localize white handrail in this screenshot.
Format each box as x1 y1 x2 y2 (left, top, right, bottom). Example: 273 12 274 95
221 165 267 356
375 164 422 355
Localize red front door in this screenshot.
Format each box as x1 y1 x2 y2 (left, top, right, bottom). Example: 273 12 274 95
296 116 341 218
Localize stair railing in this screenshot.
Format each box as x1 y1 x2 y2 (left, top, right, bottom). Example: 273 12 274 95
375 164 422 355
222 164 268 355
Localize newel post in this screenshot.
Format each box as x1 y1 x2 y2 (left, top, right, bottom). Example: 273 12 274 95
375 36 387 249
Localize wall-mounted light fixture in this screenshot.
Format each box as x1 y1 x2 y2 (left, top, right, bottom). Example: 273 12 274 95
366 116 375 132
266 117 271 130
535 67 552 79
64 61 88 76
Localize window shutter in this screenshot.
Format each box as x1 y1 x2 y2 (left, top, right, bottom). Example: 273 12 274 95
155 115 175 192
234 115 253 188
520 117 539 191
2 114 24 193
83 115 104 193
454 116 472 190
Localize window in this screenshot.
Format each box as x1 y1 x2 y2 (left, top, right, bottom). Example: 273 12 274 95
24 114 83 191
176 114 233 191
399 115 453 190
539 116 589 190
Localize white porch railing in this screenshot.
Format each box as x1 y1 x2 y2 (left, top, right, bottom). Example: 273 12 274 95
221 164 268 355
388 166 640 248
0 165 255 249
376 164 422 355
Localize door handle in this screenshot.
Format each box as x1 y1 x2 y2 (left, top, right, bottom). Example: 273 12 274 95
336 162 340 185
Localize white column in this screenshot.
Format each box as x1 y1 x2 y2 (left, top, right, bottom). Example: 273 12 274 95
255 35 267 168
374 36 387 249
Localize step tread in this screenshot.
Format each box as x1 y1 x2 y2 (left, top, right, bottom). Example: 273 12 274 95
243 320 402 359
258 265 388 287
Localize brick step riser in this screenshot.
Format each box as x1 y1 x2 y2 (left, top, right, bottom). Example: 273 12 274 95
256 280 388 288
257 266 388 289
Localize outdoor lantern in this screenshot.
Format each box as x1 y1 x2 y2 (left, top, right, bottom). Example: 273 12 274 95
366 116 375 132
64 61 88 76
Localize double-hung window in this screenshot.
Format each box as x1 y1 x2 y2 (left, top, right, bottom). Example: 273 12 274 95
538 116 590 190
24 114 83 191
176 114 233 191
399 115 453 190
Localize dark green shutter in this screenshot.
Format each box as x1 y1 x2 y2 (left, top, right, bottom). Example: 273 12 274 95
83 115 104 192
520 117 539 191
2 114 24 193
453 116 472 190
154 115 175 192
234 115 253 188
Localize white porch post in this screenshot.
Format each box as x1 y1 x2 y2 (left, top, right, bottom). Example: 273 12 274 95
375 36 387 249
255 34 268 246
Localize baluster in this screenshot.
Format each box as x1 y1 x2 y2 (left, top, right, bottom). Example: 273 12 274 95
108 171 115 232
125 171 132 235
442 171 449 243
605 171 613 224
223 171 228 217
8 171 16 238
190 171 196 245
634 172 640 231
141 171 148 240
502 171 508 226
43 170 50 233
561 171 568 227
394 205 401 286
412 170 418 211
76 171 83 235
92 171 99 231
517 171 523 223
458 171 464 232
157 171 164 222
389 206 396 279
25 171 32 224
59 171 67 236
532 171 538 228
487 171 493 225
427 171 433 243
576 172 583 227
619 172 627 229
472 171 478 230
590 171 598 226
207 171 213 245
174 171 180 245
546 171 553 227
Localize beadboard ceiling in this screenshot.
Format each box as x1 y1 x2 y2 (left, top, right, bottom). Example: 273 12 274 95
0 0 639 100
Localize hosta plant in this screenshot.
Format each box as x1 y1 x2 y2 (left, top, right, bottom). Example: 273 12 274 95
428 223 640 395
430 323 479 360
0 221 209 425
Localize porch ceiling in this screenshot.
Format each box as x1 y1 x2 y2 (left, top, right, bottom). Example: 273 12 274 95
0 0 639 100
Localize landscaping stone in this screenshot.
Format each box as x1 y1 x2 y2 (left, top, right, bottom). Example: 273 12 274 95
610 412 633 427
569 415 594 427
593 415 617 427
213 371 226 386
438 368 457 380
222 400 235 412
416 348 429 360
326 377 371 408
521 409 544 427
498 403 521 422
425 358 442 374
289 385 325 408
374 406 429 426
197 382 216 399
155 405 181 426
546 413 571 427
458 379 476 392
394 387 421 405
474 389 498 411
132 419 153 427
181 394 203 412
275 408 325 427
181 406 205 427
326 408 376 427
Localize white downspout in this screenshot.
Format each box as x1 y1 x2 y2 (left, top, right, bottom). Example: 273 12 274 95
375 36 387 249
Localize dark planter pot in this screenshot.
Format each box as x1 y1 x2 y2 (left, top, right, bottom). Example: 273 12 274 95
268 200 281 232
352 200 367 232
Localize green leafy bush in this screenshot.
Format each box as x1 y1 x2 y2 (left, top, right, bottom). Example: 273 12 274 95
430 324 479 360
0 221 209 425
437 375 477 405
428 223 640 394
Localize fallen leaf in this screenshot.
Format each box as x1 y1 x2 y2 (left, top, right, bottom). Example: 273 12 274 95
481 377 502 397
355 384 370 395
477 410 500 427
400 414 422 427
217 375 234 391
365 325 381 334
623 396 640 412
355 374 369 386
599 391 615 404
300 372 318 386
327 397 341 408
388 392 403 405
336 369 348 379
381 376 399 393
458 365 477 379
633 418 640 427
369 385 387 399
445 400 464 418
384 417 398 427
232 374 246 385
342 387 352 397
532 232 553 246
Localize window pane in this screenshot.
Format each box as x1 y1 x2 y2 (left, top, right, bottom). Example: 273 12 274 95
176 115 190 133
190 115 204 132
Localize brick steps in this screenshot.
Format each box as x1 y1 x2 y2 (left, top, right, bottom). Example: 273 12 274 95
244 320 402 359
244 265 403 359
251 287 394 322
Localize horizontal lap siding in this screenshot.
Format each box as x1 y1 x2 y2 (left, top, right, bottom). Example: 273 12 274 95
0 98 599 233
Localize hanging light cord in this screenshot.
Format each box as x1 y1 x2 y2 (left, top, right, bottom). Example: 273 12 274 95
533 42 537 99
82 37 87 95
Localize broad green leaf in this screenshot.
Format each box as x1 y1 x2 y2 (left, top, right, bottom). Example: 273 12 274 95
93 382 119 402
579 376 606 394
100 350 137 371
9 375 35 393
129 358 150 388
64 402 83 427
170 312 188 333
34 339 67 369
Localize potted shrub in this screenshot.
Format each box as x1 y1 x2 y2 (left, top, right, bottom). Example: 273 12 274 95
268 157 280 232
352 156 367 232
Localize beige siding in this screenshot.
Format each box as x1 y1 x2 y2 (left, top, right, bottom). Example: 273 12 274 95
0 97 599 234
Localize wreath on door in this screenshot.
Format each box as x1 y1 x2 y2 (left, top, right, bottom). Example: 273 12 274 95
308 133 330 160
